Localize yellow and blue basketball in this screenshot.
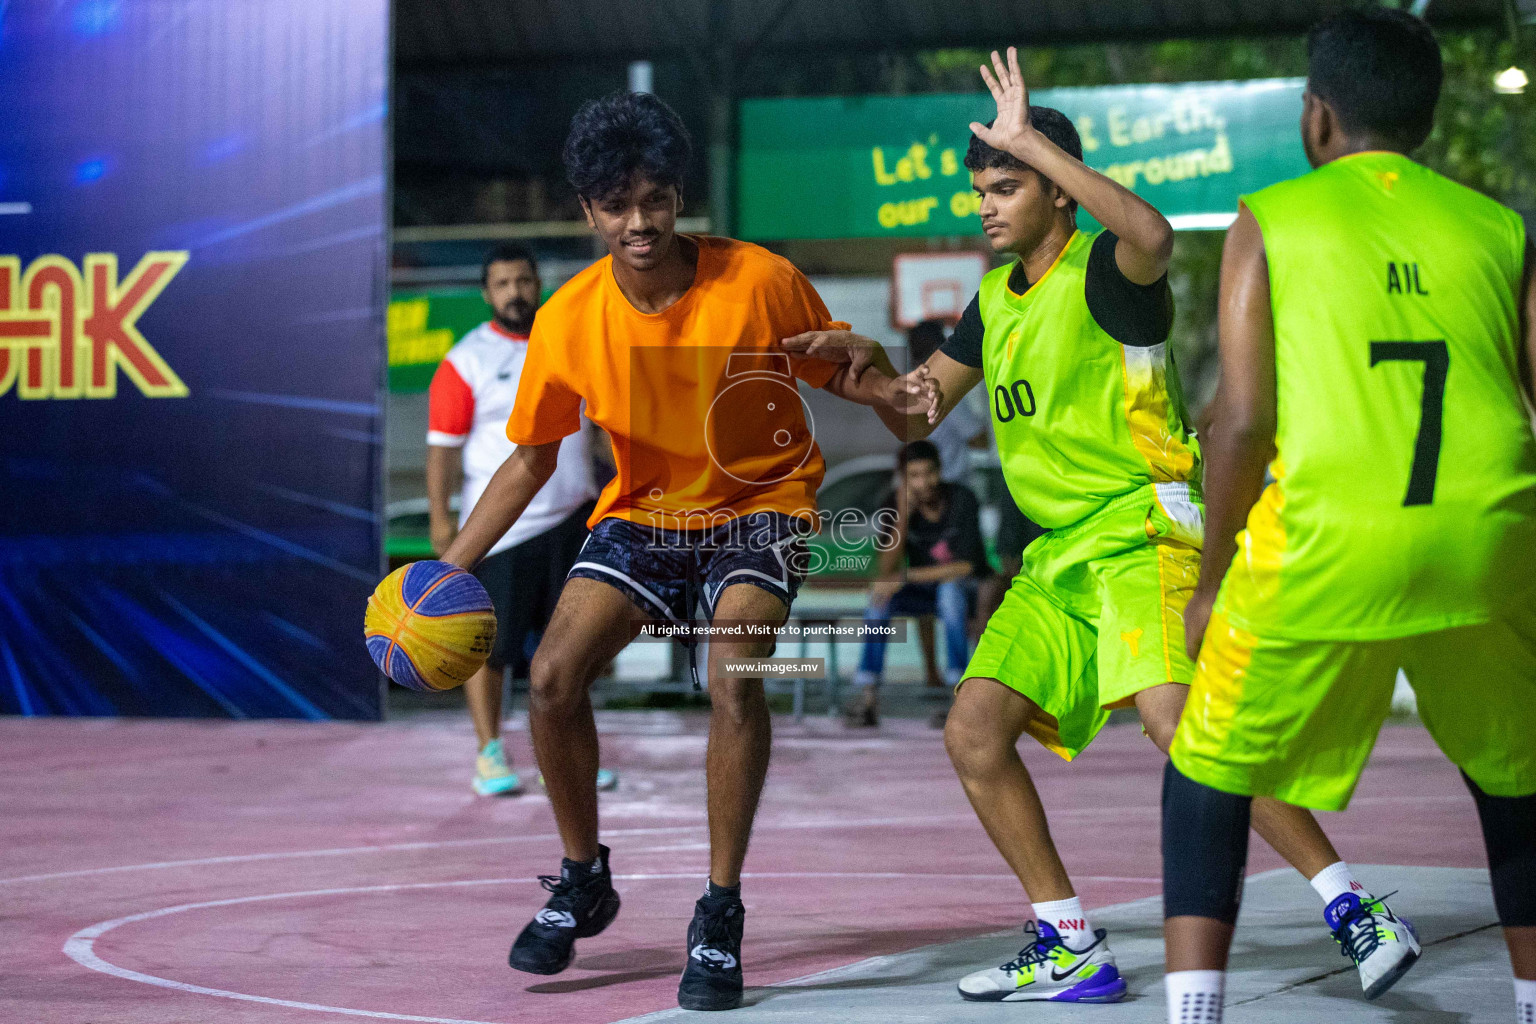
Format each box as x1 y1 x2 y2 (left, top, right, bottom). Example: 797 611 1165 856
364 560 496 691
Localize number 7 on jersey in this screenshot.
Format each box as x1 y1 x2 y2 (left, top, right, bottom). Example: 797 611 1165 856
1369 340 1449 507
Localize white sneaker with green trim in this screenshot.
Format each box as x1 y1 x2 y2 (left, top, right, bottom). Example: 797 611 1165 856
1325 891 1420 1000
957 921 1127 1002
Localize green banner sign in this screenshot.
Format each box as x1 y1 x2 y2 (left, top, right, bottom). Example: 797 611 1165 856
387 290 490 392
737 79 1309 240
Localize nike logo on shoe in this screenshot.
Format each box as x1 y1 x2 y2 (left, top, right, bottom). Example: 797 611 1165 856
690 945 738 970
1050 964 1084 982
535 910 577 929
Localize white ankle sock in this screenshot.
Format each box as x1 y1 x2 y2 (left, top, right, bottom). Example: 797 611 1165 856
1165 969 1224 1023
1309 861 1370 906
1032 897 1094 949
1515 977 1535 1024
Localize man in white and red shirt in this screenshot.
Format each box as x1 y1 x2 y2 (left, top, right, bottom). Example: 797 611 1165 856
427 244 603 796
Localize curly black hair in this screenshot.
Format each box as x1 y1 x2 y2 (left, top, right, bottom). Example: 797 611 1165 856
964 107 1083 218
1307 7 1441 152
563 91 693 203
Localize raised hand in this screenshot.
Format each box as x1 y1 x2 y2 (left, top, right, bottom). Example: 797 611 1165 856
969 47 1040 162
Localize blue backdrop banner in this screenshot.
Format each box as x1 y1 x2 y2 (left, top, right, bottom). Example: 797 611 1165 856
0 0 389 718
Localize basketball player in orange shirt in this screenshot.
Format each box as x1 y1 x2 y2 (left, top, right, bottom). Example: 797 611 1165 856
440 91 926 1011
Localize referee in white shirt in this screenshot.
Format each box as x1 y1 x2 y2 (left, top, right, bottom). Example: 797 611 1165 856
427 244 612 796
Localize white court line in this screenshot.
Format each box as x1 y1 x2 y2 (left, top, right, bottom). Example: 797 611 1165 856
0 826 690 886
62 870 1159 1024
2 813 978 887
65 878 534 1024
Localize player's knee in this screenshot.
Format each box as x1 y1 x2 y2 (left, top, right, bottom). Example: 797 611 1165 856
711 694 762 728
943 702 1010 778
1464 772 1536 926
709 678 767 726
1142 714 1179 753
527 649 586 712
1135 683 1188 753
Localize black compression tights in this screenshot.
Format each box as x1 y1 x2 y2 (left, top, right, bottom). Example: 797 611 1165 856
1464 772 1536 927
1162 760 1252 924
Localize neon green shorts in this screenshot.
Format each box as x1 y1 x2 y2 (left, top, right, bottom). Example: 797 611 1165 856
961 483 1203 760
1171 605 1536 811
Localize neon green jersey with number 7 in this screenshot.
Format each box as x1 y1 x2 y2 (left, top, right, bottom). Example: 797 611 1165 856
1225 152 1536 641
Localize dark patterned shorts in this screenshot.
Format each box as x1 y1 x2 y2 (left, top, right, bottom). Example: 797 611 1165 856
567 511 810 622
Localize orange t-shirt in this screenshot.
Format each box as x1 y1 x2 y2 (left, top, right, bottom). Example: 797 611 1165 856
506 236 845 528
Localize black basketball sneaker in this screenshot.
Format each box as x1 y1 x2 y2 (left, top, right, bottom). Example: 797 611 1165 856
677 890 746 1011
507 844 621 975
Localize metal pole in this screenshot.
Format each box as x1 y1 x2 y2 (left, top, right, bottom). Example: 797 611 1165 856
707 0 735 237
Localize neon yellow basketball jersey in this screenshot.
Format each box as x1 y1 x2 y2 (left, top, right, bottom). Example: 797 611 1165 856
1227 152 1536 639
976 229 1202 533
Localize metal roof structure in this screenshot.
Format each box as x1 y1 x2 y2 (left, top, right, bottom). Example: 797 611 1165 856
395 0 1508 68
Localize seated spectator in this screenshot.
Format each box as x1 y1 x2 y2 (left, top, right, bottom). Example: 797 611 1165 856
849 440 990 726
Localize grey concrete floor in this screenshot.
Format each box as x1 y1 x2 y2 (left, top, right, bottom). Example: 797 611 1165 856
622 865 1510 1023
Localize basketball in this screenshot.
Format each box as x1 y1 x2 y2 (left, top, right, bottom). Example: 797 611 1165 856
364 560 496 691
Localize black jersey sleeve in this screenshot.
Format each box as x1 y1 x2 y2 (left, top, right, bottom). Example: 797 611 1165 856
1085 230 1174 348
938 292 985 368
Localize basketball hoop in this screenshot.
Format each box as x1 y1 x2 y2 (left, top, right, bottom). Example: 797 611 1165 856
892 252 989 328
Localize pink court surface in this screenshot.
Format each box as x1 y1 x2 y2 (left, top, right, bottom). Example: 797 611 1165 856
0 712 1491 1024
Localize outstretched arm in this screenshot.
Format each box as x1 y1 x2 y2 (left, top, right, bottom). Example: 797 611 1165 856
440 440 561 570
784 329 935 437
783 329 983 439
426 445 463 556
1185 205 1277 657
906 352 986 435
971 47 1174 284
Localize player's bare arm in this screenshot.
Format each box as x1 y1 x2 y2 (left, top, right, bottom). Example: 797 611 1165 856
781 329 944 432
1185 205 1277 657
440 439 562 570
425 444 463 556
783 329 981 438
781 328 891 383
971 47 1174 284
907 352 985 431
